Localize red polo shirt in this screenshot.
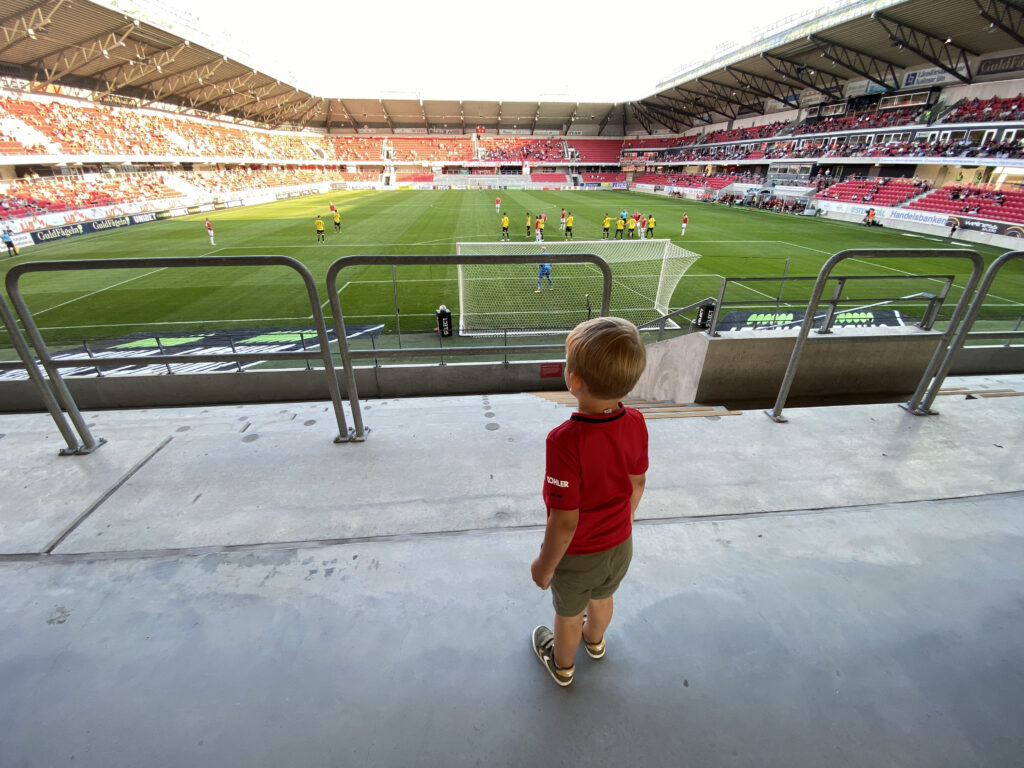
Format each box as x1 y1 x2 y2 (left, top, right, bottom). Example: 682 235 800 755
543 404 649 555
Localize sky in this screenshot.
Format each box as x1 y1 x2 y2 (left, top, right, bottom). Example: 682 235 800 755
118 0 839 102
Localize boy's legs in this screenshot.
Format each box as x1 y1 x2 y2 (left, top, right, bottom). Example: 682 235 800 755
583 595 614 644
553 612 584 669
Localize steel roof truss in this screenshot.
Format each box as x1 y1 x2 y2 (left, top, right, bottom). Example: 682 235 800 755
697 77 764 112
336 100 360 131
808 34 900 91
974 0 1024 47
93 40 190 98
630 103 655 134
634 99 684 132
0 0 68 57
149 58 228 102
657 92 713 123
725 66 801 108
648 98 698 130
762 53 843 100
379 100 394 132
872 10 976 83
30 24 136 85
674 86 738 120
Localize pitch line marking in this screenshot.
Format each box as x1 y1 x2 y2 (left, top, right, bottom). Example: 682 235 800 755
30 246 225 316
780 241 1024 308
34 268 167 316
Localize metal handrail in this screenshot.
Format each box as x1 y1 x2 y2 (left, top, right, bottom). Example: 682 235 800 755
708 274 955 335
765 249 985 422
912 250 1024 414
637 296 717 341
0 288 100 454
325 253 613 441
5 255 356 444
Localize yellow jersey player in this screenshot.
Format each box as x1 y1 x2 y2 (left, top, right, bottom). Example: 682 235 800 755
315 215 326 243
647 214 655 237
333 211 341 233
526 213 532 239
627 216 636 238
501 213 510 241
615 216 625 239
565 213 574 240
602 214 611 239
536 214 545 241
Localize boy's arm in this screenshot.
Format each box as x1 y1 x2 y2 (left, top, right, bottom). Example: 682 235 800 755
531 507 579 590
629 473 646 523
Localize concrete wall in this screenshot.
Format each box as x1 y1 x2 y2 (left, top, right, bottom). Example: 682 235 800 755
0 360 568 412
632 327 946 403
1 342 1021 414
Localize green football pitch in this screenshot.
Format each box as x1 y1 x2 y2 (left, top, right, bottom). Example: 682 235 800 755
2 189 1023 354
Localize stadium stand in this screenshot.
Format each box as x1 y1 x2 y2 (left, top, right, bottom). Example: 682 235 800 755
794 107 925 135
814 177 921 206
394 172 435 182
580 172 626 183
330 136 383 160
566 138 625 162
905 184 1024 223
942 94 1024 123
701 122 787 144
530 172 569 182
2 173 182 212
389 137 473 162
478 137 564 162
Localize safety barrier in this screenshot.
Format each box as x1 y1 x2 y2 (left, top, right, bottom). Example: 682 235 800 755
766 249 985 422
911 250 1024 414
4 255 355 451
326 253 613 440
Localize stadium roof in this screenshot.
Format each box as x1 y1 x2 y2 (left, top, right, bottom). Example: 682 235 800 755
0 0 1022 135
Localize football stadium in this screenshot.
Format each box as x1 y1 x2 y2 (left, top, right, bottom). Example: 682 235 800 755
1 0 1022 765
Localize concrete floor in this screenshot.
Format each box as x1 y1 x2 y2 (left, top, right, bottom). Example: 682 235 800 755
1 376 1022 767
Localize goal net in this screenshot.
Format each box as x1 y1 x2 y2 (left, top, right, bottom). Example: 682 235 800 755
455 239 701 336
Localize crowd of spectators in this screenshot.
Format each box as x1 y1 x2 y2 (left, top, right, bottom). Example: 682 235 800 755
907 183 1024 223
389 137 472 162
793 107 925 135
701 121 787 144
814 176 922 205
478 137 564 162
1 173 182 214
942 94 1024 123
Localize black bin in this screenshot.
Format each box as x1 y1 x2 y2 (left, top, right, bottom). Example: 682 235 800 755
436 305 453 337
695 301 716 330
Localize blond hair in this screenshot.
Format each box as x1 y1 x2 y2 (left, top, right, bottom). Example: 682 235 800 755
565 316 646 399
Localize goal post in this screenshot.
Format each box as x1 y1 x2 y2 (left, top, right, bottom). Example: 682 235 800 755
455 239 701 336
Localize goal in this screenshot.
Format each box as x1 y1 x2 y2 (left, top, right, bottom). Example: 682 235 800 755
455 239 700 336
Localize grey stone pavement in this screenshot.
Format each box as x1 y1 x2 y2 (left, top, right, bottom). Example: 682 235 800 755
0 374 1022 767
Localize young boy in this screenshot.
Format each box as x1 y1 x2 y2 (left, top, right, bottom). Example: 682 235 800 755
531 316 648 687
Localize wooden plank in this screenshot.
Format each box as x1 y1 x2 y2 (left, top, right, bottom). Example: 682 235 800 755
936 389 1015 396
978 391 1024 398
644 410 743 419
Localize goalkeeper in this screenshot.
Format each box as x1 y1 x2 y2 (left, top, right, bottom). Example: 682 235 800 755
535 247 553 293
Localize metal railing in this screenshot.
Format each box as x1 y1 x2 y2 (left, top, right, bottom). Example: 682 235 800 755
326 253 613 441
910 250 1024 415
765 249 985 422
707 274 955 335
5 255 357 448
0 288 100 454
637 297 717 340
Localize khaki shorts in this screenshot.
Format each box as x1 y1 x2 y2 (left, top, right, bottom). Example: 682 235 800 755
550 536 633 617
